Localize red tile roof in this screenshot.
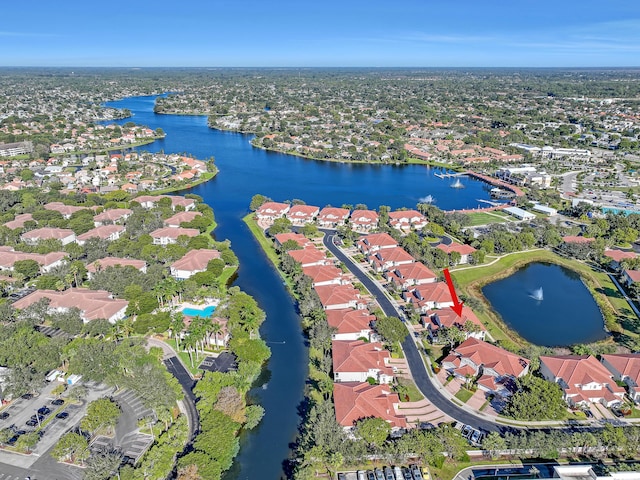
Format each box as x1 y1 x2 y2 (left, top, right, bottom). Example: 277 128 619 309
426 306 485 333
164 211 202 227
624 269 640 283
562 236 595 244
333 382 406 428
315 284 361 308
273 232 310 248
436 242 476 256
452 338 529 378
326 309 375 335
541 355 624 394
302 264 344 284
171 249 221 273
93 208 132 223
604 249 637 262
77 225 124 242
601 353 640 389
287 246 327 266
22 227 75 241
287 204 320 218
332 340 392 376
86 257 146 273
150 227 200 240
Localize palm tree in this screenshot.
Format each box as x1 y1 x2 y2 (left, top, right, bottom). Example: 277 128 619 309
210 322 222 348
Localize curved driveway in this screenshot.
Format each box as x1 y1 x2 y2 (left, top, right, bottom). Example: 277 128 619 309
322 231 508 433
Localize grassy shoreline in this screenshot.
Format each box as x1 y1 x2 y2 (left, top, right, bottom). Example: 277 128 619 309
451 249 632 350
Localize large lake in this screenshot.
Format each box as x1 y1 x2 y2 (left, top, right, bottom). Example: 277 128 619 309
103 94 500 479
481 262 607 347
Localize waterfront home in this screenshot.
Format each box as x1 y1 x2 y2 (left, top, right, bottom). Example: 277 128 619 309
93 208 132 226
562 235 596 244
287 246 329 268
332 340 394 384
436 241 477 265
601 353 640 403
0 247 67 273
385 261 437 289
285 204 320 225
302 264 346 287
315 284 365 310
539 355 625 407
3 213 33 230
349 209 379 232
317 207 350 228
403 282 453 312
441 338 529 397
333 382 406 429
44 202 89 219
357 232 398 255
255 202 290 222
424 306 487 342
604 249 637 272
273 232 312 249
326 308 375 341
388 210 427 232
150 227 200 245
76 225 124 245
86 257 147 279
12 287 128 323
171 249 221 280
21 227 76 246
369 247 415 273
164 210 203 228
134 194 196 211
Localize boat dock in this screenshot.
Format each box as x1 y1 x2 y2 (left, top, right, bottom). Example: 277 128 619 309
477 199 503 207
434 172 467 179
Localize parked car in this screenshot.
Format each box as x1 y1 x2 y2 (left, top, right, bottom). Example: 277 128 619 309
6 436 18 445
37 407 51 416
25 419 38 427
367 471 376 480
358 471 367 480
384 466 394 480
51 399 64 406
0 412 9 420
470 429 482 445
374 468 384 480
55 412 69 420
411 465 423 480
402 468 413 480
338 473 346 480
21 393 33 400
461 425 472 438
394 466 403 480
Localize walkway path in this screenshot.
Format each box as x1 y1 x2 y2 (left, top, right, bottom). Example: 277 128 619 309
608 273 640 317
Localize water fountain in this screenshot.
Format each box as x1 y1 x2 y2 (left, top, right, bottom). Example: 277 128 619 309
530 287 544 301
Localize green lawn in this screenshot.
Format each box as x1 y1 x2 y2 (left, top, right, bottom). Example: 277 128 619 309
396 377 424 402
454 388 474 403
466 212 509 226
165 338 204 377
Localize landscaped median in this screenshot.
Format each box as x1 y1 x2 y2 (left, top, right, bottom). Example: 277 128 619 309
450 249 631 349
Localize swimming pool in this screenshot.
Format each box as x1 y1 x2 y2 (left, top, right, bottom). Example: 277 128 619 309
181 305 216 317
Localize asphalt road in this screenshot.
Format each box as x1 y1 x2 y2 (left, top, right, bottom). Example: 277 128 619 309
164 356 199 441
322 231 506 433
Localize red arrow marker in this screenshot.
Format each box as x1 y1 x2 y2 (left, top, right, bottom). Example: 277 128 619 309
443 268 464 317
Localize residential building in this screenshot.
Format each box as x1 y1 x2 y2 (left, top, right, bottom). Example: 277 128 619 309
601 353 640 403
12 288 128 323
285 204 320 225
315 284 365 310
442 338 529 397
349 209 379 232
93 208 132 226
357 232 398 255
332 340 394 384
273 232 312 249
0 247 67 273
317 207 350 228
255 202 290 222
385 262 437 290
403 282 454 312
302 264 346 287
287 246 329 268
150 227 200 245
539 355 625 407
326 308 375 341
424 306 487 341
333 382 406 429
76 225 124 245
171 249 221 280
388 210 427 232
436 242 477 265
21 227 76 246
164 211 202 228
43 202 89 219
503 206 536 221
604 249 637 271
622 269 640 286
369 247 415 273
3 213 33 230
86 257 147 279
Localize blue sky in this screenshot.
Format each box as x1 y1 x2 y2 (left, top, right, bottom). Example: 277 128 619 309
1 0 638 67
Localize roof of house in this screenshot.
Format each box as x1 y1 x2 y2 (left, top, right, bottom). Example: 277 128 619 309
150 227 200 239
3 213 33 230
256 201 290 215
326 308 375 335
358 232 398 250
44 202 89 216
624 269 640 282
409 282 453 305
287 204 320 217
318 206 350 220
86 257 147 273
373 247 415 264
0 248 67 269
350 209 379 224
12 288 128 321
93 208 132 222
164 211 202 227
388 262 437 283
388 210 426 222
22 227 75 241
427 306 485 332
604 249 637 262
540 355 624 394
77 225 124 241
436 241 477 256
302 264 344 284
315 284 361 308
450 338 529 378
601 353 640 387
332 340 392 376
273 232 310 248
171 249 221 272
333 382 406 428
287 246 327 265
562 235 595 244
